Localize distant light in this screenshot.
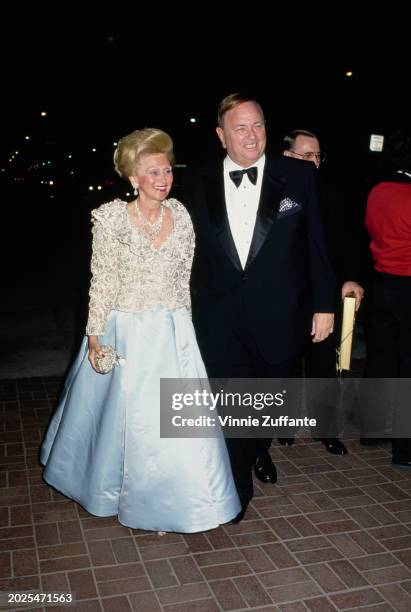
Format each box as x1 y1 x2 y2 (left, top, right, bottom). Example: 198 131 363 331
25 135 30 140
68 154 72 159
49 180 54 186
70 171 74 175
41 111 47 117
92 148 97 152
97 185 102 190
369 134 384 152
47 160 51 165
89 186 94 191
345 71 353 77
113 141 118 147
189 117 197 124
15 151 19 155
1 168 5 172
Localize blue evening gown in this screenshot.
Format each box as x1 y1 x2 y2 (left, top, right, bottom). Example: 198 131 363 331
40 306 241 532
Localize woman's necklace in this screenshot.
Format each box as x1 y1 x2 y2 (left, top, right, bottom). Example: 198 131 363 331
134 200 165 241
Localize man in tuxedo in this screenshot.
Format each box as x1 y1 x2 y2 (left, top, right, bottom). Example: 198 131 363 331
184 94 335 519
281 129 365 455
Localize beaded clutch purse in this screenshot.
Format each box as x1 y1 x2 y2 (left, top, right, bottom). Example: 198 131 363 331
94 345 121 374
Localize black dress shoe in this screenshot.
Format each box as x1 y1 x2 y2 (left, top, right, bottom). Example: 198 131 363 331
277 437 295 446
254 452 277 484
315 438 348 455
392 458 411 469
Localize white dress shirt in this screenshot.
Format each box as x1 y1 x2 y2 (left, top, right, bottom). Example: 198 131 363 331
223 154 266 269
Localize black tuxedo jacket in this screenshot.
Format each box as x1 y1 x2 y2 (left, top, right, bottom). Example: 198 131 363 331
183 155 336 365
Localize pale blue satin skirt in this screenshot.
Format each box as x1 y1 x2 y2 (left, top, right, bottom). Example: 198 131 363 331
40 307 240 532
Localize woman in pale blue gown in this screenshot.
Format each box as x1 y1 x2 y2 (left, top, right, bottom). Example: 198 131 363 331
40 128 241 533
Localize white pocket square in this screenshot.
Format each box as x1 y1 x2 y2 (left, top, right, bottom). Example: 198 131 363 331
278 197 300 212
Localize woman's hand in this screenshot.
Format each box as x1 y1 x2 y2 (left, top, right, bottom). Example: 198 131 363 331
88 335 105 372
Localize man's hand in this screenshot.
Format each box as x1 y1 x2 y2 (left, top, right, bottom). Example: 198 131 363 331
341 281 364 311
311 313 334 343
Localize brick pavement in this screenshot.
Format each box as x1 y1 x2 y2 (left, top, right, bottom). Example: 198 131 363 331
1 377 411 611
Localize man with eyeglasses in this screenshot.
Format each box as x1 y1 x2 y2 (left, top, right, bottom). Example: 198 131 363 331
283 130 325 168
282 129 365 455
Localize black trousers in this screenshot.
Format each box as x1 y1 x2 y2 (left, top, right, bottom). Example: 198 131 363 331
304 330 340 437
203 299 299 507
364 272 411 460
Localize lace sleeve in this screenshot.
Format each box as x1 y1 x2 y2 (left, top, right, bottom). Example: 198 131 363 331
85 206 121 336
180 205 195 314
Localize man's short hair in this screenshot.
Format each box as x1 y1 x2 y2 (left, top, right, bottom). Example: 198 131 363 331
217 93 263 128
283 129 319 151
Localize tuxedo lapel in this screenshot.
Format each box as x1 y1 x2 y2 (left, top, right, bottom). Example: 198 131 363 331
244 163 284 271
205 168 243 272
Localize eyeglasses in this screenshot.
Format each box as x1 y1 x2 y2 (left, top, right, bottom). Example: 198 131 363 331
290 150 326 163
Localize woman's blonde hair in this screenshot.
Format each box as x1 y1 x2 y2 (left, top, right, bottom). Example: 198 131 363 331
113 128 175 178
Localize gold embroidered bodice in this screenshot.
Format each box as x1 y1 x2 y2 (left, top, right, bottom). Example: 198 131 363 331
85 198 195 336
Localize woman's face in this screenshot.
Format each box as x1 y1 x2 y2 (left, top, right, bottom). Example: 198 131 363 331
133 153 173 203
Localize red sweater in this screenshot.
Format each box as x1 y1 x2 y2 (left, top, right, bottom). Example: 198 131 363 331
366 181 411 276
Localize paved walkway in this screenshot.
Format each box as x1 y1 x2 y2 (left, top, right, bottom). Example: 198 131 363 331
0 288 81 380
2 377 411 611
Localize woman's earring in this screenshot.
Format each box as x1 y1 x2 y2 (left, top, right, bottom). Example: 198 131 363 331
133 186 138 196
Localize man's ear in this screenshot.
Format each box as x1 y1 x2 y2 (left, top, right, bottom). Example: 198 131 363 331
216 127 226 149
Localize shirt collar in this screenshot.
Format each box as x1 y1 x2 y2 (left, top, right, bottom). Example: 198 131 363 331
224 153 266 174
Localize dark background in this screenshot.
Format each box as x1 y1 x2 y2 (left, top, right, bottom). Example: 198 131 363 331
2 9 410 314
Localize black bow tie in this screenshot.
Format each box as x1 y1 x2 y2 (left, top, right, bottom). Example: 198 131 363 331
229 166 258 188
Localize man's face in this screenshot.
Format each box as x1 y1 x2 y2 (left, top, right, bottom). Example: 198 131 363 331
284 135 322 168
216 101 266 167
